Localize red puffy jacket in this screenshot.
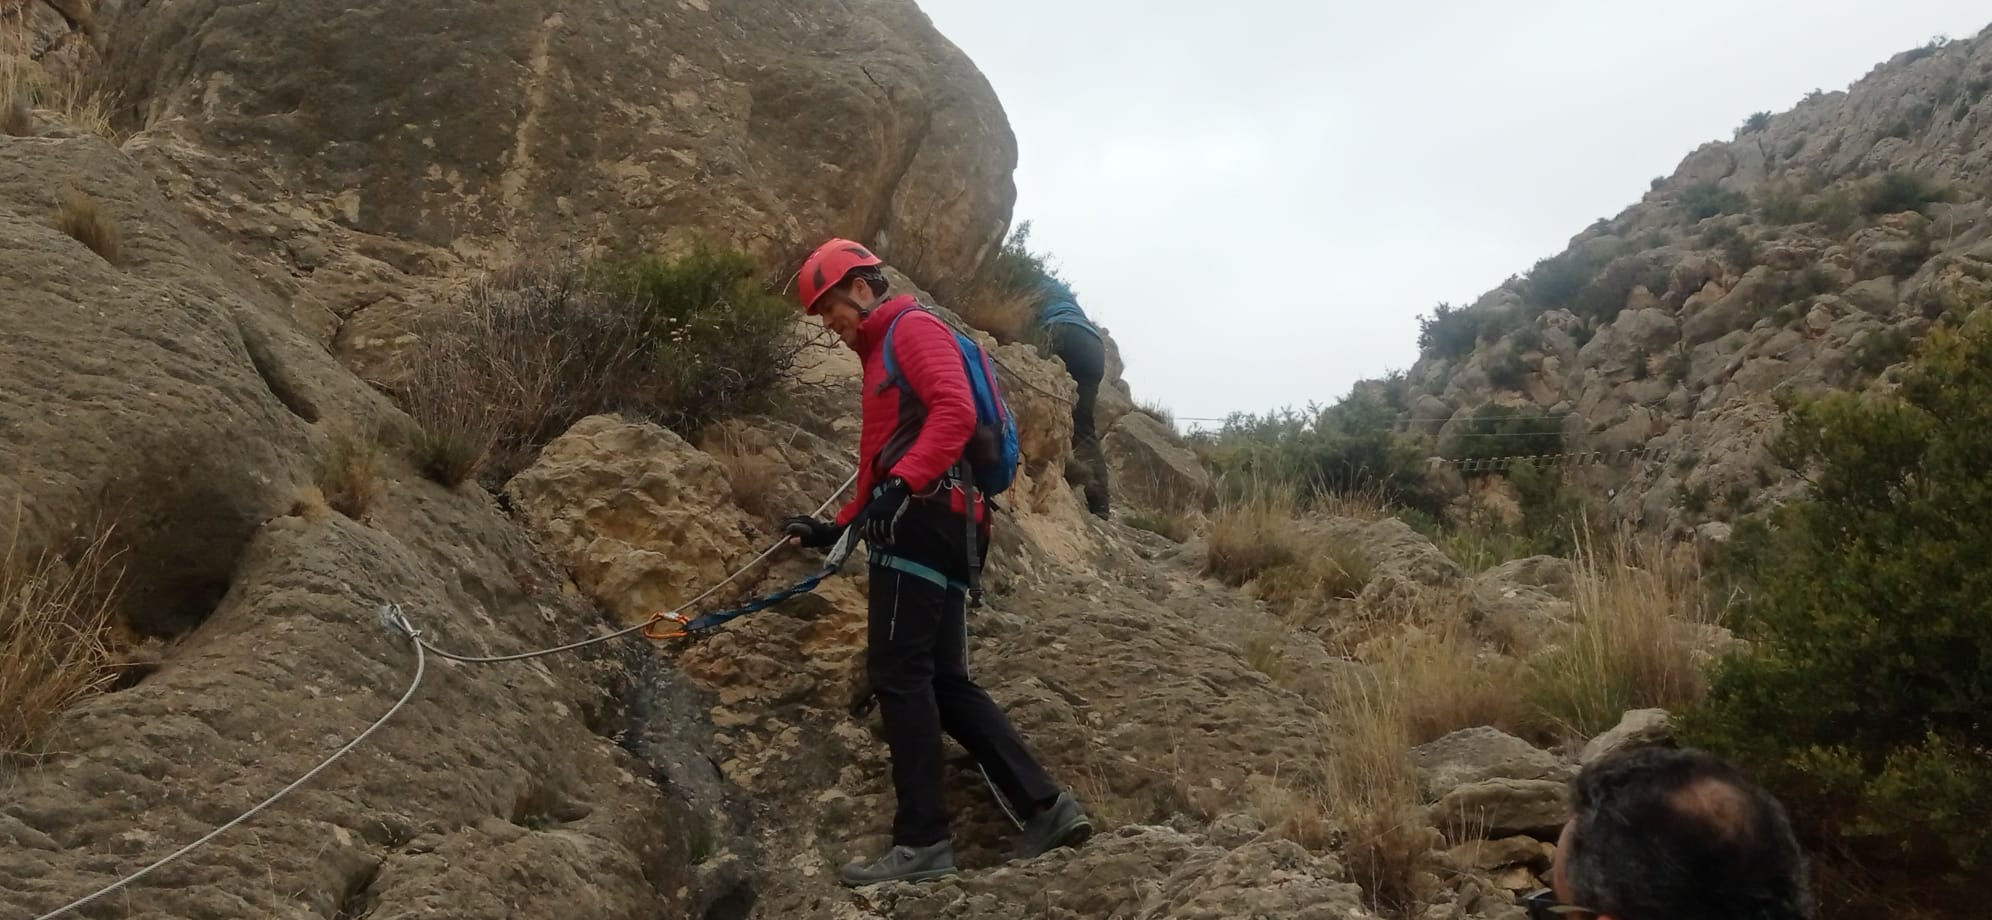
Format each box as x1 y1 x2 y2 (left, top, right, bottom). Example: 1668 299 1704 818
834 296 982 527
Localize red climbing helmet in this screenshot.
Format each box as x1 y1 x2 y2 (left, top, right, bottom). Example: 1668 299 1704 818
797 237 883 314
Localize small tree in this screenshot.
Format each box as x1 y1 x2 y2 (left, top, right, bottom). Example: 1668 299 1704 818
1683 310 1992 896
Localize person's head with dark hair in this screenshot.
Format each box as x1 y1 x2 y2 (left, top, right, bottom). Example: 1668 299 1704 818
1538 745 1814 920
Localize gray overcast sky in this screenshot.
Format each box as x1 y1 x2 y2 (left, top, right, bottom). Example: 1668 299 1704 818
917 1 1992 427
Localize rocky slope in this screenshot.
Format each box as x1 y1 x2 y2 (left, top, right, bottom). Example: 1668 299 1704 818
1403 26 1992 539
0 3 1675 919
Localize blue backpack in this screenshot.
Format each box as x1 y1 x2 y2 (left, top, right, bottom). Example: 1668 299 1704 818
880 307 1022 498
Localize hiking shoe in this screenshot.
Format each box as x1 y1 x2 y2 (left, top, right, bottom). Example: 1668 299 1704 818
1015 791 1094 859
837 840 958 887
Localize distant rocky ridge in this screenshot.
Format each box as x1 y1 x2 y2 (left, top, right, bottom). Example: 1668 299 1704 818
1396 26 1992 540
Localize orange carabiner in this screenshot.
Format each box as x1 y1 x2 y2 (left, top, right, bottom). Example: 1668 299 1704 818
641 611 691 641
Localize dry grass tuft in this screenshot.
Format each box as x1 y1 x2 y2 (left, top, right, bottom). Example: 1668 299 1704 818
1309 479 1396 522
2 94 28 137
1522 526 1718 740
289 485 331 521
55 188 120 264
1 527 125 756
1124 507 1195 543
319 429 386 520
1313 676 1443 915
0 27 116 140
1363 613 1527 745
1257 591 1530 913
1240 625 1293 686
398 349 496 488
708 433 784 519
1204 481 1301 585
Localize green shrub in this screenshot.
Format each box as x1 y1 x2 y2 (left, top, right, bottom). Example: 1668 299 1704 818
1803 191 1861 236
1568 255 1672 324
1852 327 1913 375
1682 181 1748 221
1699 223 1757 269
396 246 801 485
1740 111 1772 134
1441 405 1565 463
1506 460 1596 559
1861 171 1947 216
1524 249 1607 310
1198 391 1441 516
1418 302 1521 361
1768 265 1836 306
1485 346 1529 391
954 220 1065 343
1758 185 1807 225
607 243 803 429
1681 311 1992 887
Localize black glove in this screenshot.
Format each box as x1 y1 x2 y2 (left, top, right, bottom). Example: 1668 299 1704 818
782 515 844 549
861 477 912 546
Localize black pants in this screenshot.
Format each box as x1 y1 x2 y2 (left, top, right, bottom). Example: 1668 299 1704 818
867 501 1059 846
1049 325 1110 516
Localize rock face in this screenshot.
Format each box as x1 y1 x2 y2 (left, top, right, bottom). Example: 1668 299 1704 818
1104 411 1216 513
506 416 760 625
863 830 1380 920
1398 27 1992 539
1431 779 1569 841
0 134 721 919
100 0 1017 296
0 5 1604 920
1412 728 1573 802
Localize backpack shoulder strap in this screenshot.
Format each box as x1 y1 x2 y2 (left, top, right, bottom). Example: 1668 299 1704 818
878 307 924 390
879 305 956 390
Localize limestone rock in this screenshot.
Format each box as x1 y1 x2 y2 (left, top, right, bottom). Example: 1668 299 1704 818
1682 266 1776 346
1614 307 1682 353
103 0 1017 292
1430 779 1569 841
1464 574 1574 655
1412 728 1572 802
864 827 1379 919
1581 709 1676 764
1447 836 1553 873
0 132 714 920
506 416 757 624
1105 411 1215 513
1309 517 1464 613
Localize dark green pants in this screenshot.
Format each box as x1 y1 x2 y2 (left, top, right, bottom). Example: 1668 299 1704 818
1049 324 1110 517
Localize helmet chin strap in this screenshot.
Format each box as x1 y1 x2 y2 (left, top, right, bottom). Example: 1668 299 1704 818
851 287 888 319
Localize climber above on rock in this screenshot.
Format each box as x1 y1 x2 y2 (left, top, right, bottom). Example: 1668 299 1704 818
1030 276 1111 520
780 238 1093 887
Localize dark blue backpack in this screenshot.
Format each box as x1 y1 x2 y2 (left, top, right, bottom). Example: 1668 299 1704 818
880 307 1022 498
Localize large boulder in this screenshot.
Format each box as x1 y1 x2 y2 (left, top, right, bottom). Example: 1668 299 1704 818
1581 709 1675 764
1430 779 1570 842
100 0 1015 294
1104 411 1215 513
1412 728 1572 802
1466 558 1577 655
506 415 758 624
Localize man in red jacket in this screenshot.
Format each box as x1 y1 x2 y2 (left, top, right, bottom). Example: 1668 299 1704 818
782 238 1093 886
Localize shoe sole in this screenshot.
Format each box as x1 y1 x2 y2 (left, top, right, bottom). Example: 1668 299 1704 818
1019 816 1094 859
838 867 959 888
